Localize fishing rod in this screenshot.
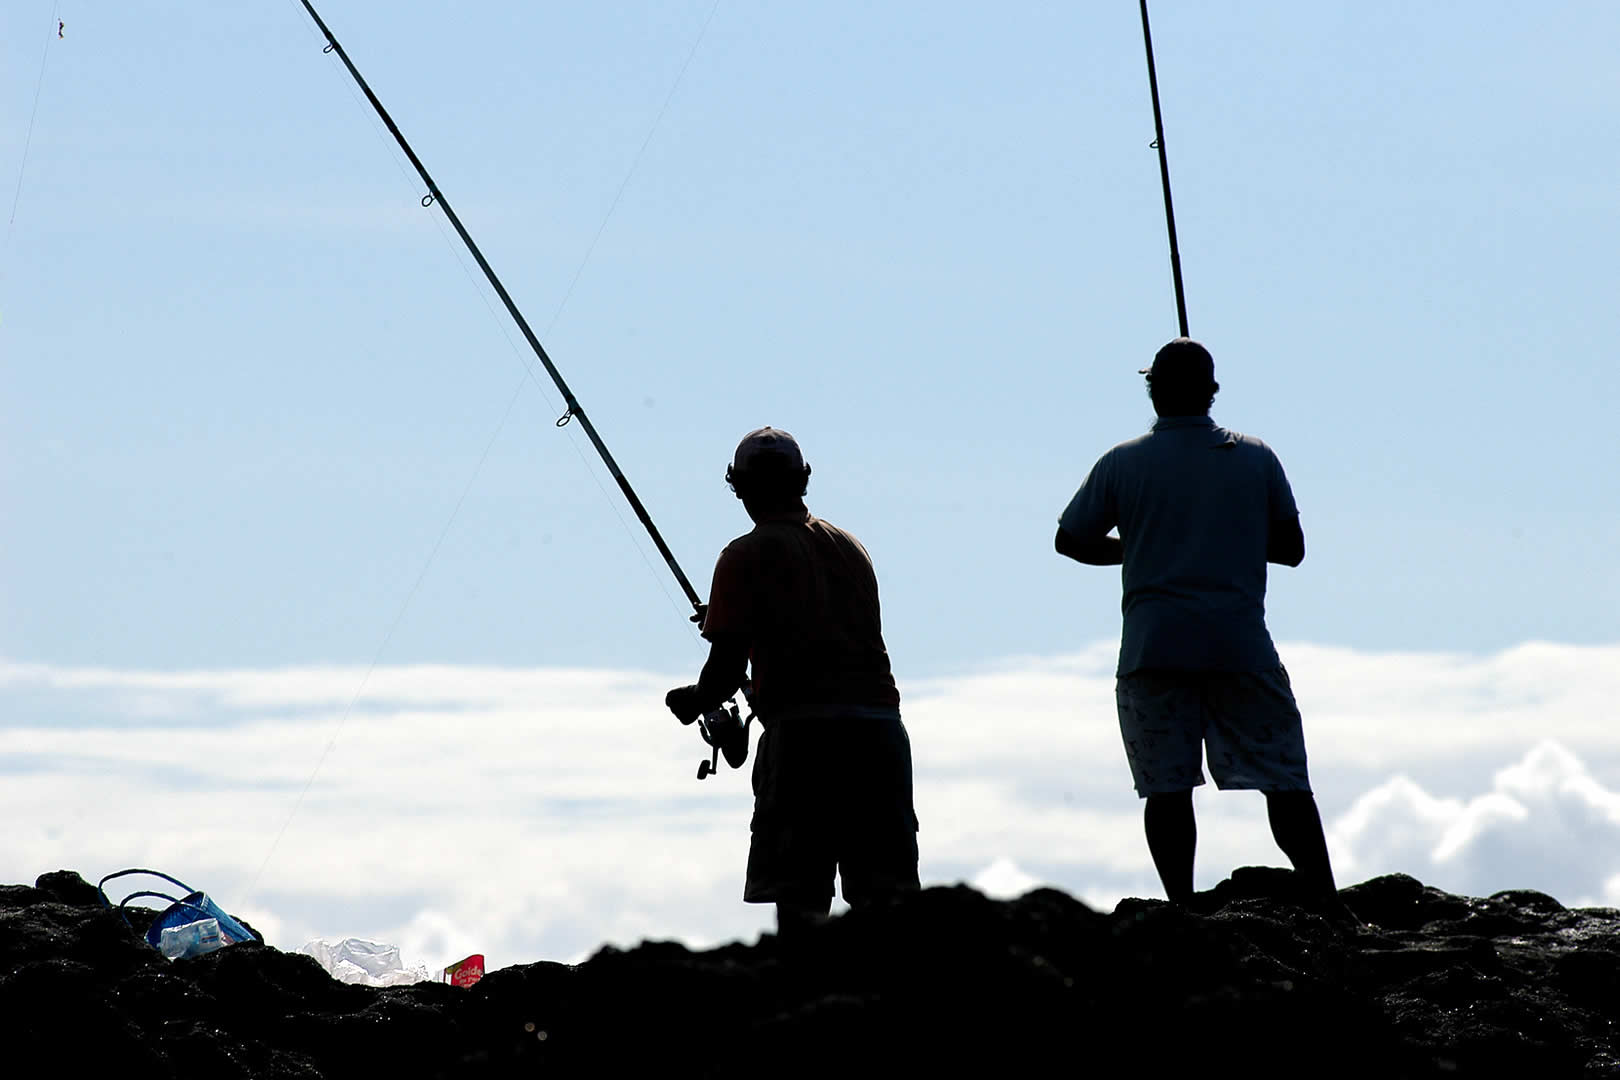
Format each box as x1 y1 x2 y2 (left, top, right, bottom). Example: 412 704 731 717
296 0 699 610
1138 0 1189 336
294 1 751 778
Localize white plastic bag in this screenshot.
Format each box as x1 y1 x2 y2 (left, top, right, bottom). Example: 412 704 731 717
160 918 225 960
297 938 432 987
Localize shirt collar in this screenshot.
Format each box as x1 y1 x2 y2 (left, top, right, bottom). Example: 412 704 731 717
1150 415 1216 431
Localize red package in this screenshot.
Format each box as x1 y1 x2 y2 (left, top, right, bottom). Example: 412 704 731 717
444 953 485 987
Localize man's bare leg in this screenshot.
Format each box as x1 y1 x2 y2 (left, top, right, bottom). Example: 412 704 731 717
1144 790 1196 904
1265 790 1338 898
774 894 833 938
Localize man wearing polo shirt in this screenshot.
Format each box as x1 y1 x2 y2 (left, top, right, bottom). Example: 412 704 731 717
665 427 920 935
1055 339 1338 905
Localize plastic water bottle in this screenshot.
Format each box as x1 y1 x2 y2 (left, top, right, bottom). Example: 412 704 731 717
160 917 224 959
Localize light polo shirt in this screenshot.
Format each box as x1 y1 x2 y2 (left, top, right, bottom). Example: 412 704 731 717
1060 415 1299 676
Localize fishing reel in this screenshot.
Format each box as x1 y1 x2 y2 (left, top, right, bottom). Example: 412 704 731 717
684 684 755 781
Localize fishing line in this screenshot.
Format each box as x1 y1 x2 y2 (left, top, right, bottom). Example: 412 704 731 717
442 0 723 626
243 376 527 905
547 0 721 331
6 3 62 241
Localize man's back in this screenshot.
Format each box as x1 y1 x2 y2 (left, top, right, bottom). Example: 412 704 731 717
704 511 899 714
1061 415 1297 674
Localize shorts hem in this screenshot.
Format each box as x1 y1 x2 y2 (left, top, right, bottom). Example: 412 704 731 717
1134 778 1205 798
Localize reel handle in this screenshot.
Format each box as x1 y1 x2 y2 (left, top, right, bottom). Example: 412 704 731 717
693 696 752 780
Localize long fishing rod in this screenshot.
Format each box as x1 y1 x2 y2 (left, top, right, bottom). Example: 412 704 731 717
294 1 753 782
295 0 703 615
1138 0 1189 336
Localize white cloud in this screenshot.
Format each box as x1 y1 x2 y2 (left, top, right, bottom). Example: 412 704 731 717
3 639 1619 971
1329 740 1620 906
971 858 1045 899
1279 642 1620 775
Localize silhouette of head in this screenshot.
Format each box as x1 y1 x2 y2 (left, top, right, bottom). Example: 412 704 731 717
1141 338 1219 417
725 427 811 513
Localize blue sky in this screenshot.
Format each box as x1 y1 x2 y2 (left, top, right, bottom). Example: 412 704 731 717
5 1 1614 677
3 2 1618 966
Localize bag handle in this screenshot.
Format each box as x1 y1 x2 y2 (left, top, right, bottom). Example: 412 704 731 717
99 870 202 941
97 868 195 909
115 889 185 914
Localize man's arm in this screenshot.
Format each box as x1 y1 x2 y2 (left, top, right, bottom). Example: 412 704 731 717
665 633 750 723
1264 447 1304 567
1267 515 1305 567
1055 525 1123 566
1056 452 1119 567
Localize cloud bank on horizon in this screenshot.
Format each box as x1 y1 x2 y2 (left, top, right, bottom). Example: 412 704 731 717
2 639 1618 971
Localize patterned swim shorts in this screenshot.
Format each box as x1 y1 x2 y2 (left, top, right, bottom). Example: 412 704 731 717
1114 666 1312 797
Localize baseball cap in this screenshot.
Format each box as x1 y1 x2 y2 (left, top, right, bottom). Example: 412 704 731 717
731 427 805 472
1139 337 1215 384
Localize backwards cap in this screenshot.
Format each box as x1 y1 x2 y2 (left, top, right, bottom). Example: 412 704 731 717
1139 337 1216 385
731 427 805 473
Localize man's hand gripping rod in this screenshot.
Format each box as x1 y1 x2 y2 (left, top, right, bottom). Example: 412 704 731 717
665 606 755 780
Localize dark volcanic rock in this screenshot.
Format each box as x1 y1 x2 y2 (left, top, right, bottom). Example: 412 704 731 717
2 869 1617 1077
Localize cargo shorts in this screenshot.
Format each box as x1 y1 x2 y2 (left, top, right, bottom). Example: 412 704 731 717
744 710 921 906
1115 666 1312 797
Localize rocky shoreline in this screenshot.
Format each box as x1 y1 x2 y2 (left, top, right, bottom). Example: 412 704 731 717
2 868 1616 1076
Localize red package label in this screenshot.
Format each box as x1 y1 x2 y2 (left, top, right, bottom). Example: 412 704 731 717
444 953 485 987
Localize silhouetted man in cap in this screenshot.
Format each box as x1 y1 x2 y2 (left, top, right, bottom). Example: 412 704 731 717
666 428 920 935
1054 340 1338 905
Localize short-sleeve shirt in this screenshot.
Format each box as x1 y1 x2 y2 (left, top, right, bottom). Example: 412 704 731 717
1059 415 1299 676
702 509 900 717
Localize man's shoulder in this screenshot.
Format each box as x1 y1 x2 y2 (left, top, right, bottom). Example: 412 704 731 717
1214 424 1264 445
1215 427 1284 463
1076 436 1139 473
1096 431 1153 468
807 516 878 565
718 528 764 562
807 514 859 540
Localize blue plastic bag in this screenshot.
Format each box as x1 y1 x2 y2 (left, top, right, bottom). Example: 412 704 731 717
97 868 257 951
